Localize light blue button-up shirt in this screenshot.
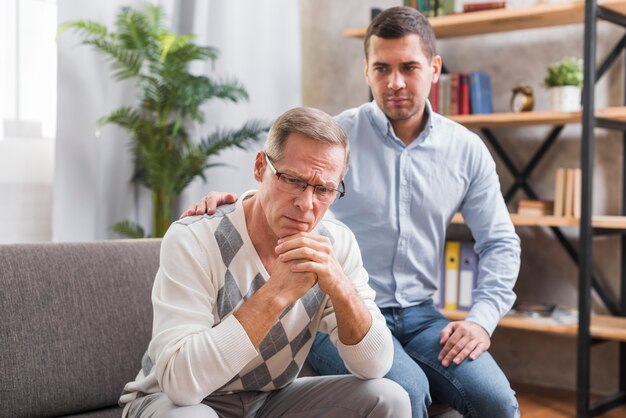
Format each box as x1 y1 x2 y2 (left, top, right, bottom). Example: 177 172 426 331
331 100 521 335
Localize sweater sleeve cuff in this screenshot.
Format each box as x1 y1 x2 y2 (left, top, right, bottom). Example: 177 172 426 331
336 318 392 378
211 314 258 372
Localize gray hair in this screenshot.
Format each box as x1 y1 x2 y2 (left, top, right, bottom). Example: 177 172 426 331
263 107 349 176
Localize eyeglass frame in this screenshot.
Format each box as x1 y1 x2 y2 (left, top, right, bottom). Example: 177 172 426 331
264 153 346 202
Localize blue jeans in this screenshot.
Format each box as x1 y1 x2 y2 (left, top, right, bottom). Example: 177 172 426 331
307 301 520 418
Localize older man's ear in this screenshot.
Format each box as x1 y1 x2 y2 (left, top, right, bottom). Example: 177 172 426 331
253 151 266 182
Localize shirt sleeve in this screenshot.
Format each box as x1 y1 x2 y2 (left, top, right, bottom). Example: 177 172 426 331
460 139 521 335
148 222 258 406
317 225 393 378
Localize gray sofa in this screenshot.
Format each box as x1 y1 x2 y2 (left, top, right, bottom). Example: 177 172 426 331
1 239 459 418
1 239 160 418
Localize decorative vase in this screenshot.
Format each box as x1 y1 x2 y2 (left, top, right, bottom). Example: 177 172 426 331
550 85 582 112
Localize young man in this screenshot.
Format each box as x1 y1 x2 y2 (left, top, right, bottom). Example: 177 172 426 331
121 107 410 418
183 7 521 418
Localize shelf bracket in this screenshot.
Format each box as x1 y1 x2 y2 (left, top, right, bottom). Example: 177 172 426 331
477 127 620 316
598 5 626 28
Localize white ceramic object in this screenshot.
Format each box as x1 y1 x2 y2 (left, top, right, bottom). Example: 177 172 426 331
550 85 582 112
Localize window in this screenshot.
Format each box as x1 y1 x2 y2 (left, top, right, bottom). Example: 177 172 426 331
1 0 57 141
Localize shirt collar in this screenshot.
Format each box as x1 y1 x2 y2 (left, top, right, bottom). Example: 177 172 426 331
367 100 435 148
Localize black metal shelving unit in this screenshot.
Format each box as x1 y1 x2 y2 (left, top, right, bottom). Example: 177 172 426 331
578 1 626 416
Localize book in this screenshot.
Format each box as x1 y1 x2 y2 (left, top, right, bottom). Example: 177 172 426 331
462 1 506 13
444 241 461 310
458 241 478 310
449 73 460 116
564 168 575 217
468 72 493 114
518 199 554 216
553 168 566 217
518 199 554 209
519 207 554 216
438 73 451 116
430 81 439 113
572 168 582 219
459 72 471 115
441 0 456 15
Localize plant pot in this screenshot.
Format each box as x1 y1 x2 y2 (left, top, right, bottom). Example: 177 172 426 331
550 86 581 112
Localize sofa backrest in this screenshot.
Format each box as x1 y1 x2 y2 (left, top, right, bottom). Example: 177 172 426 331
0 239 161 418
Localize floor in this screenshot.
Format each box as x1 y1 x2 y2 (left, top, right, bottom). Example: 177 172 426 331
515 382 626 417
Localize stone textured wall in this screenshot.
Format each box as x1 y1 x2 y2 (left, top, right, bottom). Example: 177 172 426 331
301 0 624 394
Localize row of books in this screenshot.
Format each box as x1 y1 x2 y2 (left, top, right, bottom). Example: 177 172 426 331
433 240 479 310
430 72 493 116
403 0 456 17
403 0 507 17
516 168 582 218
554 167 582 218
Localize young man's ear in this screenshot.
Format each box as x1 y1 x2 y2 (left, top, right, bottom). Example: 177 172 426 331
364 58 372 87
253 151 266 182
431 55 443 84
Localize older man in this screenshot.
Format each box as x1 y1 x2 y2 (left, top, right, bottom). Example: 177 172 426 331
183 7 521 418
120 107 409 418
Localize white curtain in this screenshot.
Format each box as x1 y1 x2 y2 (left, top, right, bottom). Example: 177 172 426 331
53 0 301 241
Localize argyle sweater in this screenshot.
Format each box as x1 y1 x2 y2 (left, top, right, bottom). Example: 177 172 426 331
120 192 392 411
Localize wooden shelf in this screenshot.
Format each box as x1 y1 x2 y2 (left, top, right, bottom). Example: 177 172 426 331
451 212 579 227
449 110 582 128
591 215 626 229
444 107 626 128
344 0 626 39
451 212 626 229
441 309 626 342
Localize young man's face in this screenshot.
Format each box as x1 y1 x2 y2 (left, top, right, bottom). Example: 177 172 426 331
254 133 346 240
365 34 441 125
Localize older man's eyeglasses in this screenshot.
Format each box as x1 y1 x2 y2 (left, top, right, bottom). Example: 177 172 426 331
265 154 345 204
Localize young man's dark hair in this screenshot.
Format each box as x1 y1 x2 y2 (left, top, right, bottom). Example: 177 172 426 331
364 6 437 60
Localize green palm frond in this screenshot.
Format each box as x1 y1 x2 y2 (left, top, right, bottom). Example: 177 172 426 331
57 20 107 40
200 120 269 156
167 43 218 65
110 220 147 238
83 38 143 80
144 4 163 33
205 77 249 103
160 33 194 60
115 7 154 52
97 107 143 128
60 4 267 238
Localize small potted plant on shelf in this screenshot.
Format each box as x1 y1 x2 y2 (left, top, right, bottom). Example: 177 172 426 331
543 57 584 112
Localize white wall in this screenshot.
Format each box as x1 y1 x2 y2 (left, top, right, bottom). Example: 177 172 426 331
54 0 301 241
0 139 54 243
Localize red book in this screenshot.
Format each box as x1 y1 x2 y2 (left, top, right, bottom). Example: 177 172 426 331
449 73 459 116
430 81 439 113
459 72 470 115
463 2 506 13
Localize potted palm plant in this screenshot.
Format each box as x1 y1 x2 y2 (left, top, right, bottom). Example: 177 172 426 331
543 57 584 112
59 5 269 237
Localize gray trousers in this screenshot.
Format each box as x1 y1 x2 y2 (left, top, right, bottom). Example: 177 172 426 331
126 375 411 418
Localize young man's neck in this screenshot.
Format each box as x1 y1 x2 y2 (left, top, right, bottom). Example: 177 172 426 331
391 115 426 146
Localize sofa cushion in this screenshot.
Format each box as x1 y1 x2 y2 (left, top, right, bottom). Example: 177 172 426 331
0 239 160 418
60 406 124 418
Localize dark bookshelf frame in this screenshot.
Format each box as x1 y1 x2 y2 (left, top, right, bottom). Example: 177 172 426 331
578 0 626 416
